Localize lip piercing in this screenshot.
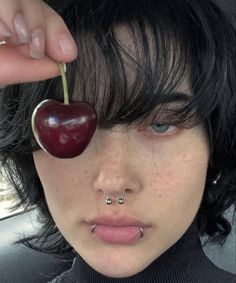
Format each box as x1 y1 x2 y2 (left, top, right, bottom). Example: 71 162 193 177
140 227 144 238
91 225 96 233
91 224 144 238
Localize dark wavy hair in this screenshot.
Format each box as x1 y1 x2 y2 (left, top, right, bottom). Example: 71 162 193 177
0 0 235 258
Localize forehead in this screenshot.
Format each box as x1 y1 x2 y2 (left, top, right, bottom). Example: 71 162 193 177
71 22 192 126
113 24 190 94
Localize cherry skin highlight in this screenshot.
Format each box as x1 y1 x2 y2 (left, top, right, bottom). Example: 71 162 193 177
32 99 97 158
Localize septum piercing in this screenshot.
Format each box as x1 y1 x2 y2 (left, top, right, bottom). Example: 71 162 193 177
91 224 144 238
105 190 125 205
92 190 144 237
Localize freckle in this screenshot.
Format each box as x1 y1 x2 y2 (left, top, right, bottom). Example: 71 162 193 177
158 193 162 198
182 154 192 162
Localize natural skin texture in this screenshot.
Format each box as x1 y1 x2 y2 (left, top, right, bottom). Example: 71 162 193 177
33 123 209 278
33 25 210 278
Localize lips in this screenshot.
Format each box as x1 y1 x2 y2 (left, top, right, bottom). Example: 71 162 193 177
86 215 151 244
87 215 151 227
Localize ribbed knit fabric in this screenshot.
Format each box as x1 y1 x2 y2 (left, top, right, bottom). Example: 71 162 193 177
50 221 236 282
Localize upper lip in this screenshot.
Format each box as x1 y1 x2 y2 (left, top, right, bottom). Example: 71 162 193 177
87 215 151 227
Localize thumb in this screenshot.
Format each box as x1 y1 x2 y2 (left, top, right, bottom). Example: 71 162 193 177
0 44 61 85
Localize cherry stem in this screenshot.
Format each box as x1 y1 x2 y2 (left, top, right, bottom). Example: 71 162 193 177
58 63 69 105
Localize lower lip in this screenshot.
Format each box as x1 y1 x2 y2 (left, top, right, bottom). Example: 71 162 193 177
92 225 144 244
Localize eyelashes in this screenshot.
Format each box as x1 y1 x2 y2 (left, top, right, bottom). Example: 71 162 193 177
148 123 178 136
138 121 180 138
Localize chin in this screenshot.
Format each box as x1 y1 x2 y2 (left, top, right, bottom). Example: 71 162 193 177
92 261 147 279
81 248 153 279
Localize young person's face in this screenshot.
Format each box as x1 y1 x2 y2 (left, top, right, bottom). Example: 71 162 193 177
33 26 210 278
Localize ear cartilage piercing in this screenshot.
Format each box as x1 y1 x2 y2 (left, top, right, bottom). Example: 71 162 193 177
213 172 222 185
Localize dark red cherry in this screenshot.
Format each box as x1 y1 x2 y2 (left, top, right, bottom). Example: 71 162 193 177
31 99 97 158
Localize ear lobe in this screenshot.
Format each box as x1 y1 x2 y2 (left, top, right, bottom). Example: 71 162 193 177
0 44 60 85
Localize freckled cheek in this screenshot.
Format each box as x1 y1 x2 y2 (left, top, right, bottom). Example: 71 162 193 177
33 153 89 211
147 169 182 202
46 173 89 209
146 154 208 209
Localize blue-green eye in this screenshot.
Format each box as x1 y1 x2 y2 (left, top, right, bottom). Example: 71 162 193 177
149 123 177 135
152 123 170 133
137 121 179 137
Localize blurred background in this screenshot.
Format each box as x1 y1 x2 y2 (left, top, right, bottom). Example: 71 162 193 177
0 0 235 276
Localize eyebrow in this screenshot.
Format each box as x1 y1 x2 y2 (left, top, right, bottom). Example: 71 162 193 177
158 91 191 104
70 91 190 105
148 91 191 116
147 91 192 121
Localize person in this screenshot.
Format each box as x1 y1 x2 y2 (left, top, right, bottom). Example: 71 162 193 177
0 0 235 282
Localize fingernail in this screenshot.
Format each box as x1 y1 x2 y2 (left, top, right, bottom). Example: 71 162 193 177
14 13 31 44
58 33 76 55
0 19 13 37
29 28 45 59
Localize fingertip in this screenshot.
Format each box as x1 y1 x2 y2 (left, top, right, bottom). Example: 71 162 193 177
46 33 78 63
58 33 77 59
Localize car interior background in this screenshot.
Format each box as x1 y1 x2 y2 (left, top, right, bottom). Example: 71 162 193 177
0 0 235 282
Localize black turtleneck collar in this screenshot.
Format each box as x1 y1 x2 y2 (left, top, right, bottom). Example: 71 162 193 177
51 220 236 282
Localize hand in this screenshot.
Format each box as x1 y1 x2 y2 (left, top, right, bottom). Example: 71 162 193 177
0 0 77 85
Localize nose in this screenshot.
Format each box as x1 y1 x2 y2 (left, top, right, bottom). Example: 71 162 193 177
92 127 141 203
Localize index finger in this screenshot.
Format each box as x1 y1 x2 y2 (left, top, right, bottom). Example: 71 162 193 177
0 44 60 85
42 2 78 62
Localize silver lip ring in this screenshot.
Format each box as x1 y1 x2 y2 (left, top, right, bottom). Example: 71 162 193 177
140 227 144 238
91 224 96 233
91 224 144 238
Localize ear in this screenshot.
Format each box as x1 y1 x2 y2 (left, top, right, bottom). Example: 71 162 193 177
0 44 60 85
